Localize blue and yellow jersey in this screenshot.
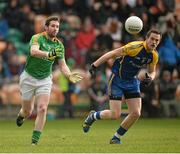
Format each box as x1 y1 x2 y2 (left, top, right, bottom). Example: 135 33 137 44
112 41 158 79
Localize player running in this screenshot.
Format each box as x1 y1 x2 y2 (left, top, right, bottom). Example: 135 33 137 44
16 16 83 145
83 29 162 144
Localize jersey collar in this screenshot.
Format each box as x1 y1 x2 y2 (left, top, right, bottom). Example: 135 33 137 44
42 31 57 42
143 41 152 53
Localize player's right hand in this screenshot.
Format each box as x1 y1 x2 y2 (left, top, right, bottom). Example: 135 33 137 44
141 73 152 87
48 47 61 60
89 64 97 78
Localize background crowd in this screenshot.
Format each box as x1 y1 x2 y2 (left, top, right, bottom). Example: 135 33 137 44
0 0 180 118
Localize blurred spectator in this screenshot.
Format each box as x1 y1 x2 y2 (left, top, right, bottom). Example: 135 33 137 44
140 81 160 117
107 18 122 42
162 0 175 12
0 56 9 83
138 12 151 37
117 0 132 23
56 58 79 118
6 54 23 81
30 0 48 14
158 70 180 117
99 0 115 22
0 15 9 39
18 2 35 42
172 68 180 101
158 34 180 74
1 42 23 81
88 71 108 111
96 24 113 50
89 1 104 25
133 0 148 18
3 0 20 28
148 0 169 24
34 15 46 33
61 58 77 118
59 0 79 16
85 40 101 66
75 17 96 67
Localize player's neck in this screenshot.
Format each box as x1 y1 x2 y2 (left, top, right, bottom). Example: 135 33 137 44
143 41 152 52
47 35 55 41
44 31 56 41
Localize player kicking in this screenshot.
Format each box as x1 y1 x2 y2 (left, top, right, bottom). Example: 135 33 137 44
83 29 161 144
16 16 83 145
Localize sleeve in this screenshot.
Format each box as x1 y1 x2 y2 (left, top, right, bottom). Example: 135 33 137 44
29 34 40 47
149 50 159 68
121 42 143 56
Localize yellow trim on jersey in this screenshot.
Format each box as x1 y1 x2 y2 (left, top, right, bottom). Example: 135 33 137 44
121 41 158 67
31 33 41 45
119 57 124 77
143 41 159 67
108 74 115 96
122 41 144 56
150 50 158 67
41 31 60 42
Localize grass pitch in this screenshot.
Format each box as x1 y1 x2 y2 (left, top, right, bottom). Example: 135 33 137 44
0 118 180 153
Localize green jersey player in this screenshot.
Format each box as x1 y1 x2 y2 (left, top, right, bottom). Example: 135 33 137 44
16 16 83 145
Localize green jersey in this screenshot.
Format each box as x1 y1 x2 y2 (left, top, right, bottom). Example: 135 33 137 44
25 32 65 79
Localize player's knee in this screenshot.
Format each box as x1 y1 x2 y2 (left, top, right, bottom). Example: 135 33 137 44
131 111 141 119
38 105 48 114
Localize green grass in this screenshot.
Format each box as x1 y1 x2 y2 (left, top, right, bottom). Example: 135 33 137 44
0 118 180 153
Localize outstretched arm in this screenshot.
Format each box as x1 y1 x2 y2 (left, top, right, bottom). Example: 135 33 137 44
93 47 126 67
30 44 48 58
59 59 83 83
30 44 62 60
58 59 71 78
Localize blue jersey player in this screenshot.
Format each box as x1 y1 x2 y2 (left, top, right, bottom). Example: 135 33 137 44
83 29 162 144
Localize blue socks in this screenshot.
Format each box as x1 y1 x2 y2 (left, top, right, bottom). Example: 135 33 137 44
114 126 127 139
93 111 101 120
117 126 127 136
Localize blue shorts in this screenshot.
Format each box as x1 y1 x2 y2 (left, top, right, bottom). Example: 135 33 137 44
108 74 141 100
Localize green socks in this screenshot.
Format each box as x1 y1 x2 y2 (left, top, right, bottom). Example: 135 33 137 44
32 130 41 145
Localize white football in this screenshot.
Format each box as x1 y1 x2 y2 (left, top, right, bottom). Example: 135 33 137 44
125 16 143 35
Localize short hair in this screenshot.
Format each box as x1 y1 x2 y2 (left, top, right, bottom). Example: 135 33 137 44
146 29 162 39
45 16 60 26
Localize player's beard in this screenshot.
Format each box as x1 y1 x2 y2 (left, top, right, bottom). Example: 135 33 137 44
49 30 58 38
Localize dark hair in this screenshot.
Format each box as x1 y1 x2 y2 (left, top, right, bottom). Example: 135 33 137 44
146 29 162 39
45 16 60 26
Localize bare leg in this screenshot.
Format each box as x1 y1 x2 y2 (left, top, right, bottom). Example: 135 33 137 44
120 98 141 130
31 94 50 145
111 98 141 144
99 100 122 119
34 94 50 131
19 98 34 118
16 98 34 127
83 100 121 133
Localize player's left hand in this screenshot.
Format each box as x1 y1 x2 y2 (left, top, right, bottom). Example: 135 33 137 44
141 73 152 87
89 64 97 78
68 72 83 83
48 47 62 60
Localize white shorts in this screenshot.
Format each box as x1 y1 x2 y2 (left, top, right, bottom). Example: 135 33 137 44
19 71 52 100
